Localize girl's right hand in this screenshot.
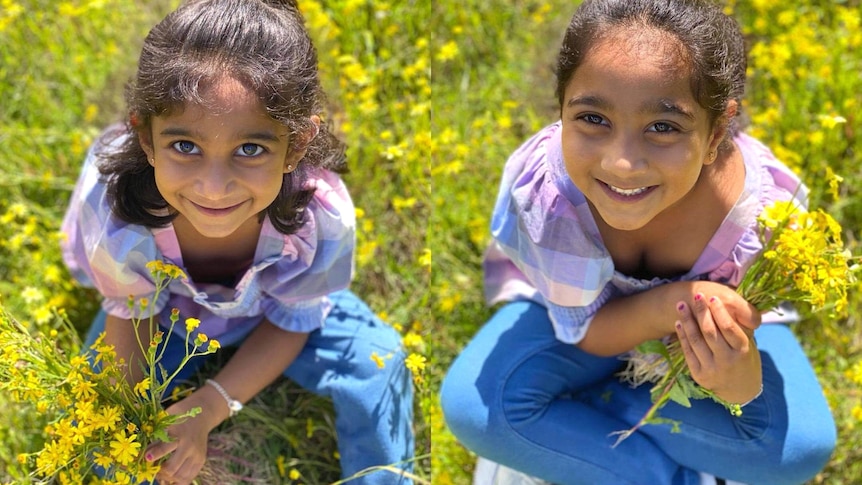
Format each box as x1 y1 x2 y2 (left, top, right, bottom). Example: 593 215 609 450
688 281 761 331
675 292 763 404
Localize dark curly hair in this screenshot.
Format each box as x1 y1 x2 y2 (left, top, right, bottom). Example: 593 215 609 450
99 0 346 235
556 0 747 146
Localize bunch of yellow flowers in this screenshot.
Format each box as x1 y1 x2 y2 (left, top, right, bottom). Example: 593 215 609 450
0 262 219 484
615 200 857 446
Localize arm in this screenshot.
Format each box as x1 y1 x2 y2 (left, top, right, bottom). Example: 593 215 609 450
103 314 153 386
147 320 309 485
577 280 760 357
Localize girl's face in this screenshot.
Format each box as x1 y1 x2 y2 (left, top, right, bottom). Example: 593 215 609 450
140 77 311 239
560 28 725 232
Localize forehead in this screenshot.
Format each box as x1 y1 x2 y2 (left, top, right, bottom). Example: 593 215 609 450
157 76 280 125
564 26 701 115
590 25 691 73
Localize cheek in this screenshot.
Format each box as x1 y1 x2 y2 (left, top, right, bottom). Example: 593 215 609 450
561 137 600 180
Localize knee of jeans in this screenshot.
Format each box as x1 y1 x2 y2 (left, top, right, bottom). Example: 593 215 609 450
441 365 498 456
780 425 836 484
747 418 836 485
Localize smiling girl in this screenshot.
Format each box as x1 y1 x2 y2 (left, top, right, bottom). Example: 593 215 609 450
61 1 413 484
441 0 835 484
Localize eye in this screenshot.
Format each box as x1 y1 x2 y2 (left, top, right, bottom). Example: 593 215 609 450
172 140 199 154
236 143 265 157
579 113 606 125
648 122 677 133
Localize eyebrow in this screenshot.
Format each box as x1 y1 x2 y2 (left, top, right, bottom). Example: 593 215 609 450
159 127 283 143
566 95 695 121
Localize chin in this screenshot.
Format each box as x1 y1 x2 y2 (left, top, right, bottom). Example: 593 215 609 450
191 224 241 239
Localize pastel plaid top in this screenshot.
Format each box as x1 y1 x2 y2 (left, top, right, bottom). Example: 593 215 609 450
484 121 807 344
61 129 355 347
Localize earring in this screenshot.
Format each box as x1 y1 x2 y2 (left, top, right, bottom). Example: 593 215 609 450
709 150 717 161
286 163 293 171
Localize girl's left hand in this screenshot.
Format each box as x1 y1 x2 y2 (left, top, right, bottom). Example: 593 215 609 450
675 293 762 404
145 392 218 485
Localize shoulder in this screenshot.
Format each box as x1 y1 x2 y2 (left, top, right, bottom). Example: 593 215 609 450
489 122 613 307
305 168 356 241
61 125 161 290
493 122 599 250
259 169 355 291
705 133 807 285
736 133 807 207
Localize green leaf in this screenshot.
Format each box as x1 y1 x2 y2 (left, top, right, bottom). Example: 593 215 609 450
636 339 671 360
678 375 710 400
668 382 692 408
151 428 172 443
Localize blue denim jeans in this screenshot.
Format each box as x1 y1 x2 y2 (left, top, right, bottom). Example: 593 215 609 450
85 290 414 485
441 300 835 485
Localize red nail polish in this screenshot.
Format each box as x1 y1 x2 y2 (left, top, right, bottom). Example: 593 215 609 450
146 453 153 461
694 293 703 301
677 302 685 311
709 296 717 303
675 321 682 330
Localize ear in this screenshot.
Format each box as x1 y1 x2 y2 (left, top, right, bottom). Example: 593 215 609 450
283 115 321 174
704 100 738 165
138 126 156 167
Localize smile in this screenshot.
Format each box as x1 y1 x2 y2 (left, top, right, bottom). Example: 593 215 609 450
607 184 650 196
190 200 245 216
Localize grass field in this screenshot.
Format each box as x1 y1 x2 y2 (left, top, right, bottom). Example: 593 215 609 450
1 0 861 483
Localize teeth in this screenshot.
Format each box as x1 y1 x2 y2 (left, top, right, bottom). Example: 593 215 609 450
608 184 648 196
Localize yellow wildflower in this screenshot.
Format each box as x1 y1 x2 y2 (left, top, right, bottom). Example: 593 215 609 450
402 332 424 349
405 353 426 374
185 317 201 333
92 451 113 469
435 40 459 61
370 351 386 369
109 431 141 466
276 455 286 477
134 377 151 398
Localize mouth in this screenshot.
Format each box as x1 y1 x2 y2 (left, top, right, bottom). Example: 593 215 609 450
190 200 245 216
605 183 651 197
600 181 656 201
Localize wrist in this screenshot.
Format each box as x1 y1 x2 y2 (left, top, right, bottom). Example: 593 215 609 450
205 378 243 417
171 384 233 431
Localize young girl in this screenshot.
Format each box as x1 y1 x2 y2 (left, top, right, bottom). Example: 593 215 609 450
61 0 413 483
441 0 835 484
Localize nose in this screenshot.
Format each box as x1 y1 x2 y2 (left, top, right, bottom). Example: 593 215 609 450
601 135 647 175
194 159 235 199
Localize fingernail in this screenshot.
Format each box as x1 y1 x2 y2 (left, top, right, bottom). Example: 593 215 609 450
694 293 703 301
709 296 717 303
676 302 685 311
145 453 153 462
675 321 682 331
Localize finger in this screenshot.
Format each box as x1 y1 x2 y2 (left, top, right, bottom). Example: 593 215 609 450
675 319 701 375
675 301 705 373
707 296 749 351
685 295 719 363
146 440 178 463
156 447 188 480
692 293 723 347
173 455 206 485
731 297 762 331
